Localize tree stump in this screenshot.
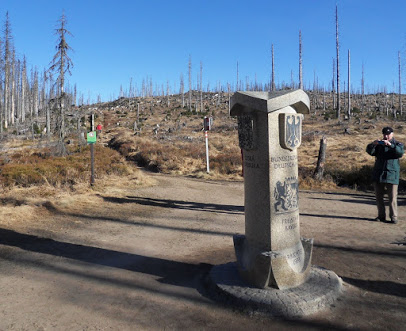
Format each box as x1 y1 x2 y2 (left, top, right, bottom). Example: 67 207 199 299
313 136 327 180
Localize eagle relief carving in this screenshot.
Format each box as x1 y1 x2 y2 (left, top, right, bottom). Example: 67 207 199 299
279 113 303 151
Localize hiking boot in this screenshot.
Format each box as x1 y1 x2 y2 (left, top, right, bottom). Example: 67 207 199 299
374 217 385 222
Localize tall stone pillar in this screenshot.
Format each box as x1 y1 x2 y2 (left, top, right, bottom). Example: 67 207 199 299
230 90 312 290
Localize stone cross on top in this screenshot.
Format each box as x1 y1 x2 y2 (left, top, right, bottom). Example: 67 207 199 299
230 89 312 290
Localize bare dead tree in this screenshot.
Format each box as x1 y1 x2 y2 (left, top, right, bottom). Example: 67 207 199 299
348 49 351 118
32 68 39 119
399 51 402 116
40 70 51 138
166 80 170 107
179 73 184 107
291 70 294 89
299 30 303 90
332 58 336 110
0 34 2 134
391 82 395 117
271 44 276 91
361 63 365 112
343 81 346 111
2 11 13 130
200 61 203 112
141 78 145 98
335 5 341 118
188 55 192 111
21 56 27 124
236 61 239 91
227 83 231 113
10 49 15 126
217 81 221 106
48 12 74 154
149 76 153 98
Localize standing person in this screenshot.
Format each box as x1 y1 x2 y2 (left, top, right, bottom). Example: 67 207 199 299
366 127 404 224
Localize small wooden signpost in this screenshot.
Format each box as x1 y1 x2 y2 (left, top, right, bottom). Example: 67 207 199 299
87 131 96 186
87 112 96 186
204 116 213 173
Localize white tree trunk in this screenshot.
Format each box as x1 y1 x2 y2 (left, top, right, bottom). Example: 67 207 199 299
348 49 351 118
336 5 340 118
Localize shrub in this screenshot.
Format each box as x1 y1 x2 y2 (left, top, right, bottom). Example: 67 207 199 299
0 145 131 189
326 164 374 190
210 152 242 175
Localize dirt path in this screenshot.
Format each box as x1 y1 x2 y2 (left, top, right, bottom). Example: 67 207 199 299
0 173 405 330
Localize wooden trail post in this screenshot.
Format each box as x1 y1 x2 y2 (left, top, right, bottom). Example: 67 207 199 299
204 116 213 173
205 131 210 173
88 113 96 186
90 143 95 185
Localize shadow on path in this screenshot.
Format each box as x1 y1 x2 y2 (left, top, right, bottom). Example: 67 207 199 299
101 196 244 215
300 213 372 222
0 228 392 330
342 276 406 298
306 192 406 206
42 202 238 237
307 196 376 206
0 227 211 289
313 242 406 258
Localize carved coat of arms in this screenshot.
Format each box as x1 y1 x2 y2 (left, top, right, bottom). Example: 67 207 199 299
273 177 299 213
279 114 303 151
238 114 255 150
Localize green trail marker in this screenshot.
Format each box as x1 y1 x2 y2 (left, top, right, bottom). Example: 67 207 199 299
87 131 97 144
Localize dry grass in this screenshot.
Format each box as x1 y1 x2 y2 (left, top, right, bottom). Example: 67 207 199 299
107 128 242 179
299 116 406 191
3 115 405 196
0 138 149 192
105 114 406 192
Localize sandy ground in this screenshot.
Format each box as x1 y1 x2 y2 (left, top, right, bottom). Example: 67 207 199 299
0 173 405 330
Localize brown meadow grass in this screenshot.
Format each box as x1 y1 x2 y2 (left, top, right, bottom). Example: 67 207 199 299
0 140 148 192
107 128 242 180
103 112 406 192
107 113 406 192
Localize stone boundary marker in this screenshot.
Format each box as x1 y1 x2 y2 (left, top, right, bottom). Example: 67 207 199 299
208 262 343 318
230 90 314 290
206 89 343 317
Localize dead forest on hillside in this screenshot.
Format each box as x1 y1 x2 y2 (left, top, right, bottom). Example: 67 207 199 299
1 6 405 144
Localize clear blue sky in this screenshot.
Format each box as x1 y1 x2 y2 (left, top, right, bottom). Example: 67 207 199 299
1 0 405 102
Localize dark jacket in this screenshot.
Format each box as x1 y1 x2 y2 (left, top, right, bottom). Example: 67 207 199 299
366 138 404 184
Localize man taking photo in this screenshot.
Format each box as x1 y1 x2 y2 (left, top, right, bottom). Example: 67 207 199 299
366 126 404 224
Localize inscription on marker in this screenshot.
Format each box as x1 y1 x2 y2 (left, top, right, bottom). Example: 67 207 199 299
281 215 299 231
244 155 260 169
287 248 303 265
271 155 297 169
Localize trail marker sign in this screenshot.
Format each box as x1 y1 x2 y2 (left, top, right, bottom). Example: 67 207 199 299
87 131 97 144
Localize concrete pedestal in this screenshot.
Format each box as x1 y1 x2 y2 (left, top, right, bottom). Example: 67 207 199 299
208 262 342 318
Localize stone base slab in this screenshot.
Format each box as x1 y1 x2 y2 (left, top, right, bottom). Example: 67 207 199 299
207 262 342 318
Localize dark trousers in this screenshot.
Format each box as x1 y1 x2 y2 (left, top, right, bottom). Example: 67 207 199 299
374 182 398 220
